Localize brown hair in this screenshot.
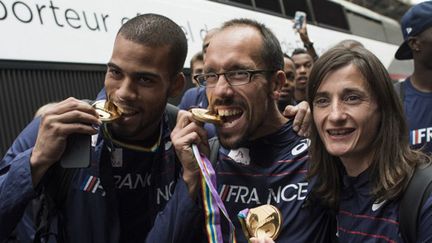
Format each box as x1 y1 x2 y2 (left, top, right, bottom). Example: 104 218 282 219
190 51 203 72
307 46 431 209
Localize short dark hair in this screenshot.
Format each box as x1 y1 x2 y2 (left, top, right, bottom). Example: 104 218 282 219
283 53 294 62
118 13 188 75
221 18 283 71
291 48 308 57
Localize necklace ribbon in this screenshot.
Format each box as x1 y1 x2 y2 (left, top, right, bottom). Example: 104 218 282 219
191 144 237 243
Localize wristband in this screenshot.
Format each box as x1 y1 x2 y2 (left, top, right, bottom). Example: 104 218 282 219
304 42 314 49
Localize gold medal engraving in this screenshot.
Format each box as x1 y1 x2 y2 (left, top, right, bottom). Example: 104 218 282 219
190 108 222 125
241 205 282 240
92 100 122 122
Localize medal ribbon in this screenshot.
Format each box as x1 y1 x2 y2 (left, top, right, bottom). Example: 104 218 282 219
191 144 237 243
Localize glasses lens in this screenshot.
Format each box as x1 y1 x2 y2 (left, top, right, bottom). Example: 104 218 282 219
226 70 250 86
205 73 219 87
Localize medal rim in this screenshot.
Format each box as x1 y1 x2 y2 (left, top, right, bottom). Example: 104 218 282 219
247 205 282 240
190 108 222 125
92 100 121 122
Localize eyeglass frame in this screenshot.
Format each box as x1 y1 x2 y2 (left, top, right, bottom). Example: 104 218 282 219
193 69 276 88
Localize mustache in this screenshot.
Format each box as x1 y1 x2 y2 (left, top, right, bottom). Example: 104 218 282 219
212 97 237 106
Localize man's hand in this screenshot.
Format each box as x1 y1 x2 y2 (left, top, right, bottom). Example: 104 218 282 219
297 16 310 44
294 17 318 61
283 101 311 137
30 98 100 186
171 110 210 198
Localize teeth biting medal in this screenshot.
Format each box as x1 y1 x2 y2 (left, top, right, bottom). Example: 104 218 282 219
92 99 123 122
190 108 222 125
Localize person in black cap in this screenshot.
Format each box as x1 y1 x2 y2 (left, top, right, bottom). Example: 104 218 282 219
395 0 432 155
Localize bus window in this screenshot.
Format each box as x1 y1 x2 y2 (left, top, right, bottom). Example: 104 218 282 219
311 0 349 32
282 0 312 21
255 0 282 14
345 10 387 42
382 20 404 45
228 0 253 7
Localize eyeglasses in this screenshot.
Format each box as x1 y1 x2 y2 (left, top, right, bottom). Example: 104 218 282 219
194 69 275 88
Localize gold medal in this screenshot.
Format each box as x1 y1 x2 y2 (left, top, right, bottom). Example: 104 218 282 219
92 100 122 122
239 205 282 240
190 108 222 125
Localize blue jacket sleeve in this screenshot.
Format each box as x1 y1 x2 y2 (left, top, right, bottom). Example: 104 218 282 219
178 88 197 110
0 119 41 241
145 177 204 242
417 194 432 242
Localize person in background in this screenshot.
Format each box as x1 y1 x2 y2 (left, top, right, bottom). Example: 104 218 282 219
202 27 220 57
0 14 201 243
171 18 334 243
394 1 432 155
177 28 221 138
190 51 205 82
292 48 314 103
178 51 208 110
307 46 432 242
178 27 220 111
278 53 296 112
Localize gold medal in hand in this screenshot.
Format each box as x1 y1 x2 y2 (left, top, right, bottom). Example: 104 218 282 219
238 205 282 240
92 99 123 122
190 108 222 125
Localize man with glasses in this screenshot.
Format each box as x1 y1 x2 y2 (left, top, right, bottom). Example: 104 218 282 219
171 18 334 242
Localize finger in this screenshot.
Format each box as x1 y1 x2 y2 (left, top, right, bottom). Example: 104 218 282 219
47 97 98 117
292 107 306 133
41 109 101 134
172 122 208 151
249 238 259 243
41 118 98 137
59 109 101 125
283 105 297 118
181 122 208 145
181 131 205 149
176 110 192 128
298 108 311 137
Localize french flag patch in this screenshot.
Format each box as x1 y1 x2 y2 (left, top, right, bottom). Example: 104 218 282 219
80 175 106 196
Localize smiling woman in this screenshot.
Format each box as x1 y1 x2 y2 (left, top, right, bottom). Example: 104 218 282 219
312 63 380 175
307 46 432 243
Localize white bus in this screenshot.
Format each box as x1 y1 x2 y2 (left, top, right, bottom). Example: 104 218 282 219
0 0 412 74
0 0 412 156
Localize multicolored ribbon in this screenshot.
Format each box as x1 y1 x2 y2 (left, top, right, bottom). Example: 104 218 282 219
237 208 252 240
191 144 237 243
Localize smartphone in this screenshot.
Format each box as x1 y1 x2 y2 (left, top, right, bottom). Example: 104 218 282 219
60 133 91 168
293 11 306 30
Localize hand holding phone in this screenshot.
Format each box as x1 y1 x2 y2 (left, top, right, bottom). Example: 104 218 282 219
60 133 91 168
293 11 306 30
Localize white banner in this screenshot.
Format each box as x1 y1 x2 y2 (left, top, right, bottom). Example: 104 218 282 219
0 0 398 68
